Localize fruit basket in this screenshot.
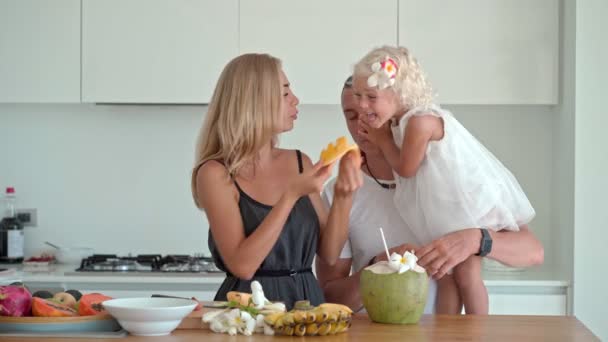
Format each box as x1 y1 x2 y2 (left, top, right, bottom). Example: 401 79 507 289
1 284 119 335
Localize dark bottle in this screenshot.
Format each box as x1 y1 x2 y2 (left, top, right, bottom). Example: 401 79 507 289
0 187 24 263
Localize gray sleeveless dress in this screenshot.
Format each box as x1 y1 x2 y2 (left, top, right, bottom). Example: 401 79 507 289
208 150 325 310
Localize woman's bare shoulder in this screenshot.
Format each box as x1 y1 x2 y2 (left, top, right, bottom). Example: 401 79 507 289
196 160 230 182
195 160 236 204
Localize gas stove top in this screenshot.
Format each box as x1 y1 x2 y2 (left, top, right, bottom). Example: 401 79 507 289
74 254 222 273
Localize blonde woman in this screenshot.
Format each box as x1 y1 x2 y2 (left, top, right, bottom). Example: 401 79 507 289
192 53 362 309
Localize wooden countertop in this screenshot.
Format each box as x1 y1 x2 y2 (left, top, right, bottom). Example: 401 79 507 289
0 314 599 341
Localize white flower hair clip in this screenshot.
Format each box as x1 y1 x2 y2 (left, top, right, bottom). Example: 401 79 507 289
367 56 398 89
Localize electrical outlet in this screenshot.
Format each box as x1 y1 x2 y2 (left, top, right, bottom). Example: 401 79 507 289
16 208 37 227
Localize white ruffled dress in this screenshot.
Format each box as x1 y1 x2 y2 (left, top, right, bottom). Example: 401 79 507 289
391 105 535 244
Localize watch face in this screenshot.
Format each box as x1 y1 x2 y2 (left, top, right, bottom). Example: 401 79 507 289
480 229 492 256
484 238 493 253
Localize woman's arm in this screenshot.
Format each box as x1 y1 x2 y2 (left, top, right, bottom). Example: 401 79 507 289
196 160 322 280
303 152 362 266
416 225 544 279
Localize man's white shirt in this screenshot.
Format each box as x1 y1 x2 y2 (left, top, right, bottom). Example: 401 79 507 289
322 173 437 314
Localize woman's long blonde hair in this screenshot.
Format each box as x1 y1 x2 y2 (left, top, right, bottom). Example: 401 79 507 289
353 45 434 110
191 53 282 208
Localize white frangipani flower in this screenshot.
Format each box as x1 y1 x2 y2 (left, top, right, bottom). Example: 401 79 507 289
263 322 275 335
202 308 228 323
209 319 228 333
225 309 245 335
203 281 285 336
254 314 265 333
388 250 419 274
251 280 269 309
238 310 256 336
367 56 398 89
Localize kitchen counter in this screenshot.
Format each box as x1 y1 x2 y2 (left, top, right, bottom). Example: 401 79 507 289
1 263 571 314
0 314 599 341
0 264 225 284
1 263 568 287
0 263 226 301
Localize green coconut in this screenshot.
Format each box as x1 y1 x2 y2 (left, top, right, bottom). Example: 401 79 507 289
360 261 429 324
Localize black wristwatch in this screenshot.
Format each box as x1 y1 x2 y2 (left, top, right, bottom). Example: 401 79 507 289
476 228 493 257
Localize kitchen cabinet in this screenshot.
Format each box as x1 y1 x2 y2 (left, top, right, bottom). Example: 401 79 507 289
484 273 569 315
488 293 567 315
239 0 398 104
81 0 238 103
0 0 80 103
399 0 559 104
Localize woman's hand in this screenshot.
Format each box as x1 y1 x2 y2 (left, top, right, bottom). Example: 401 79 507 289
334 150 363 198
287 161 333 200
373 243 419 263
415 229 481 279
358 118 393 148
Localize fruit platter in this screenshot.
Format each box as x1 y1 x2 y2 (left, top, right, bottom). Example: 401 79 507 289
0 282 119 333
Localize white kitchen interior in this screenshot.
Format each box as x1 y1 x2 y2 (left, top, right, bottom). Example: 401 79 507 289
0 0 606 340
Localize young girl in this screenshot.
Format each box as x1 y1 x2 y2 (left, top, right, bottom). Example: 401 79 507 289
352 46 535 314
191 53 362 309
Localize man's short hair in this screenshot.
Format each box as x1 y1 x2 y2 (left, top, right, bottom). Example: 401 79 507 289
343 76 353 90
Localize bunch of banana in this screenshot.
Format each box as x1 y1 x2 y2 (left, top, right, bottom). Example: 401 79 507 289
263 301 353 336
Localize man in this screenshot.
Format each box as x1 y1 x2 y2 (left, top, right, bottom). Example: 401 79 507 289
316 77 544 313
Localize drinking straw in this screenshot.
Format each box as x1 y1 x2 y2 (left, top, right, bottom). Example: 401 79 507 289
379 227 391 261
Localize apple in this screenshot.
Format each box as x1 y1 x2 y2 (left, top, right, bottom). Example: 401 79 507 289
52 292 77 309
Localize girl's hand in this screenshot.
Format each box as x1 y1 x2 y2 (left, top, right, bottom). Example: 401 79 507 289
287 161 333 199
358 118 393 147
334 150 363 198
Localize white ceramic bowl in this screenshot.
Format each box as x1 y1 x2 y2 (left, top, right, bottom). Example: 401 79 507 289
102 297 197 336
55 247 94 264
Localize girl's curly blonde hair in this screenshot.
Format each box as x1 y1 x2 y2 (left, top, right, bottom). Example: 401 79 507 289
353 45 434 110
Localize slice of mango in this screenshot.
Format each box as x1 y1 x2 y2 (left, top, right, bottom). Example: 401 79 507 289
320 136 358 166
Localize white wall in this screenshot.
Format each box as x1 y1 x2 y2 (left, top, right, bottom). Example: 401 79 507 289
0 104 207 256
574 0 608 340
1 104 554 262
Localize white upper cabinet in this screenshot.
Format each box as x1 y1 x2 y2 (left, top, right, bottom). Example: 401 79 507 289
399 0 559 104
82 0 238 103
0 0 80 103
240 0 398 104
